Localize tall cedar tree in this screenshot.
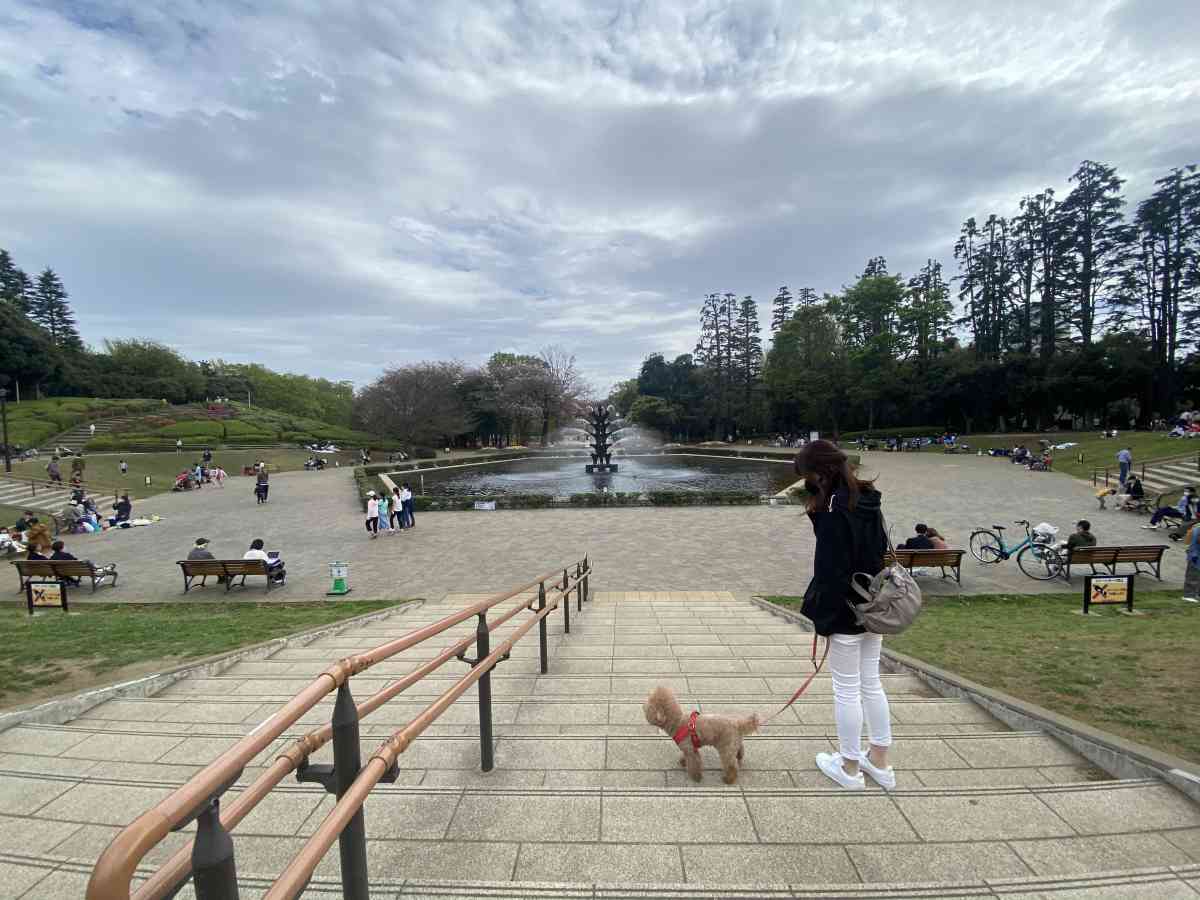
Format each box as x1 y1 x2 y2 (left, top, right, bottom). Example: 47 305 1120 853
734 295 763 401
1060 160 1127 344
0 249 29 313
28 268 82 350
770 286 792 334
796 287 818 308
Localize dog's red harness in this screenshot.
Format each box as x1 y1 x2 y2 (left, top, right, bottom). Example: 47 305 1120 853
672 710 701 750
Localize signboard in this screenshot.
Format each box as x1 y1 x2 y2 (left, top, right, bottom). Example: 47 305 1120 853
26 580 69 615
1083 574 1135 614
473 500 497 511
809 431 820 443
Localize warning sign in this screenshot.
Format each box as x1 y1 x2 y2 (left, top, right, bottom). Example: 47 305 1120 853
1083 574 1134 614
26 580 69 614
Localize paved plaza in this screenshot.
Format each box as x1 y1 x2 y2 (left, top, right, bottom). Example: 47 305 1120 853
26 450 1183 604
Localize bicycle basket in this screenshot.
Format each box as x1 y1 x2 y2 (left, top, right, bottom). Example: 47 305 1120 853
1032 522 1059 543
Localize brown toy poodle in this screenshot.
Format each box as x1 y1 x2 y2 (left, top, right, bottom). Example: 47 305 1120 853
643 685 759 784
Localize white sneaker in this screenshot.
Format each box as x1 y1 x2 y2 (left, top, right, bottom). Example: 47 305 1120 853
1141 523 1158 529
858 754 897 789
816 752 865 790
1184 597 1199 603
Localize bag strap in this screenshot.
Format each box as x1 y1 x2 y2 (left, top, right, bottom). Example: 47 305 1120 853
761 634 829 724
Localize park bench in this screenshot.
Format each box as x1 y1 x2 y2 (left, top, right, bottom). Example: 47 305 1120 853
1060 544 1168 581
177 558 280 593
12 558 118 592
886 548 965 584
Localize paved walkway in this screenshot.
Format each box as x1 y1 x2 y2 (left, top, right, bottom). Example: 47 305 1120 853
1 592 1197 897
33 452 1181 603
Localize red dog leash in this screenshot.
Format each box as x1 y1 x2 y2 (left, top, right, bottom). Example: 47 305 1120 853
761 633 829 725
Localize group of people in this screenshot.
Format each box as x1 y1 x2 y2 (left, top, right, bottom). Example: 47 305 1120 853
187 536 286 584
174 459 228 492
897 523 948 550
1007 444 1053 471
364 484 416 537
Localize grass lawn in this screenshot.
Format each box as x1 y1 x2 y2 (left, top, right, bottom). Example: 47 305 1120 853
763 590 1200 764
4 448 360 502
0 599 410 710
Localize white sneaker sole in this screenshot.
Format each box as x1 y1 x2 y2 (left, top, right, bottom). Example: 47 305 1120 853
816 752 865 790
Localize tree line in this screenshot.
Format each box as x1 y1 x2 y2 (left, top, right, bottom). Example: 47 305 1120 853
353 348 586 448
615 160 1200 438
0 248 355 426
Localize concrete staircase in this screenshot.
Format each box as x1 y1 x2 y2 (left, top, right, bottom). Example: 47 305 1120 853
38 415 146 454
0 475 73 514
0 593 1198 898
1139 456 1200 496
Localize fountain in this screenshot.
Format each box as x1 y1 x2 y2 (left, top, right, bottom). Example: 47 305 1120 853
583 403 619 474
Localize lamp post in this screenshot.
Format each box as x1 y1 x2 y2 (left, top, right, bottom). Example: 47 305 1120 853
0 377 10 474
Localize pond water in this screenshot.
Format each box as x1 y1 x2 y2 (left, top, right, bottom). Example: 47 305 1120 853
390 455 797 497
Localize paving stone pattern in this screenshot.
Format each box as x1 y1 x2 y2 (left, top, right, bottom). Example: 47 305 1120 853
1 592 1198 897
26 451 1184 604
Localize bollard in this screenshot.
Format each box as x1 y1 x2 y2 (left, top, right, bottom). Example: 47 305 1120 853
332 683 369 900
537 581 549 674
192 799 239 900
476 612 495 771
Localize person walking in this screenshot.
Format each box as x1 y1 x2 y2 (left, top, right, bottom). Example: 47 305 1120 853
46 456 62 485
89 423 96 438
119 459 128 476
401 482 415 529
255 469 269 504
176 438 183 454
391 485 404 530
377 490 392 535
365 491 380 538
1117 446 1132 487
793 439 894 791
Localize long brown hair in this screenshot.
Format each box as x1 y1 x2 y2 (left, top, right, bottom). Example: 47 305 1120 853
793 439 874 512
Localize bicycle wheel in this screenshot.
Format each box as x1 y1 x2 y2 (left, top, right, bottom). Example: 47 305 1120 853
1017 543 1064 581
969 529 1004 564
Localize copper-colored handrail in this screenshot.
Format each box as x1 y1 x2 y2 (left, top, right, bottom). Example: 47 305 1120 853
132 580 564 900
264 574 579 899
86 564 576 900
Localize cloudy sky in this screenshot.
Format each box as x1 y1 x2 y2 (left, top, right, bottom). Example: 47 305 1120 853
1 1 1197 392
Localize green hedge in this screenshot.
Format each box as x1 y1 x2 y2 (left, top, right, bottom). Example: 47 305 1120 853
158 421 224 438
646 490 762 506
840 427 950 441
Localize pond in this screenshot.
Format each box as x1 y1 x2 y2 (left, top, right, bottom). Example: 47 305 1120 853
389 454 797 497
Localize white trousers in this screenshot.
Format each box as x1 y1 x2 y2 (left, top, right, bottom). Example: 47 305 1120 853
829 632 892 761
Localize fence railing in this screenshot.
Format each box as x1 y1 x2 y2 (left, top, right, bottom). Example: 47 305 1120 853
1091 452 1200 487
0 470 139 503
86 557 591 900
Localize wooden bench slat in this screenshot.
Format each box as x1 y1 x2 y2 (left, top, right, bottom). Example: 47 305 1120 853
1062 544 1167 581
885 548 965 584
177 559 278 594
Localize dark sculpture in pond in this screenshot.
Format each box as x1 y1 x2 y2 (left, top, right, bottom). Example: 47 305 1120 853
585 404 619 474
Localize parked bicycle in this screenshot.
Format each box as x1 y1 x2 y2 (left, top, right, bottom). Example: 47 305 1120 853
968 519 1064 580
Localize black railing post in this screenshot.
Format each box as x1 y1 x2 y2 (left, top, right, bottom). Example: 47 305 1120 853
537 581 549 674
192 798 240 900
476 612 495 771
576 562 582 612
583 556 589 602
562 569 570 634
331 682 369 900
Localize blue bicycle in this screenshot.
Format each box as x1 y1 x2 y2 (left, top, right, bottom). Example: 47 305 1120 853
968 519 1064 580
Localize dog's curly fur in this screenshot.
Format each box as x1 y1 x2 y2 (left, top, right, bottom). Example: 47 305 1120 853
643 685 759 784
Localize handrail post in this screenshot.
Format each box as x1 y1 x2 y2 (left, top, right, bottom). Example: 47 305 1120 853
583 556 589 603
537 582 549 674
576 562 582 612
192 798 239 900
332 683 369 900
562 569 570 635
476 612 495 771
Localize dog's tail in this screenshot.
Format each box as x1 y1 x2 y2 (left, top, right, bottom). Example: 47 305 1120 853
737 713 761 736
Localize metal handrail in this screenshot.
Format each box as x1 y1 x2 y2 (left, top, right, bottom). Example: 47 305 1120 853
265 568 586 899
0 470 139 503
86 560 588 900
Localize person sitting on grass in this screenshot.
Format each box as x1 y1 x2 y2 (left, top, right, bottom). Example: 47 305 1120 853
13 510 35 536
244 538 286 583
1143 487 1195 530
111 493 133 525
899 523 934 550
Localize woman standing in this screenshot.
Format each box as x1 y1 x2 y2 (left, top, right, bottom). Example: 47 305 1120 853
377 490 391 535
365 491 379 539
794 439 895 790
391 485 403 530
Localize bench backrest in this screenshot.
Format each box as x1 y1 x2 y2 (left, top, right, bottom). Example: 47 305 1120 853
886 549 965 567
178 559 270 575
13 559 96 576
1067 545 1165 563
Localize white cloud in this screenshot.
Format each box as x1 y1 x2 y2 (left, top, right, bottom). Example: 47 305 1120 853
1 0 1197 392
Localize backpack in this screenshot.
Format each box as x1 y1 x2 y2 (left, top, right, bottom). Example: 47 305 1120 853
847 512 923 634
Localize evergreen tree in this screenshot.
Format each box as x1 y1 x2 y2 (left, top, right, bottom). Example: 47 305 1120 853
1060 160 1127 345
28 268 82 350
903 260 952 364
796 287 818 308
0 249 28 314
770 286 792 334
734 295 763 399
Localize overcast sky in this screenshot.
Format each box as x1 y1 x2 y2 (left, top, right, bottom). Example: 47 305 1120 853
2 1 1197 393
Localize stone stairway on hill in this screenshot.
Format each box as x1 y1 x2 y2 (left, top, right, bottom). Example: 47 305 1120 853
0 476 73 514
1139 456 1200 496
38 414 146 454
0 593 1198 898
